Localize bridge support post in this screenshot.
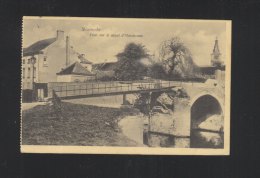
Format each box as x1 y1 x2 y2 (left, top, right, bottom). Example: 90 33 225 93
122 94 128 105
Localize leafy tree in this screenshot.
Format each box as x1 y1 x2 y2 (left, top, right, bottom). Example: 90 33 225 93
159 36 199 78
114 43 150 80
147 62 168 79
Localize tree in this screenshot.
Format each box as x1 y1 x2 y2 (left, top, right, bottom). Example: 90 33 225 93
147 62 168 79
114 43 150 80
159 36 199 78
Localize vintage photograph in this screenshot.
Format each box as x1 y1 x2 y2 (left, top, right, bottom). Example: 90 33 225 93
21 17 231 155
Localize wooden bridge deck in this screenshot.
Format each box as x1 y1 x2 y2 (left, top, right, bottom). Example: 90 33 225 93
48 80 183 100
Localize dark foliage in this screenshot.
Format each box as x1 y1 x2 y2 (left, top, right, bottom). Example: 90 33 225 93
147 63 168 79
114 43 150 80
133 93 151 116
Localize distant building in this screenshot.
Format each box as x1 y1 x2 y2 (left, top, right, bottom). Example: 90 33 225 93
22 30 92 102
78 54 93 71
92 62 118 79
211 37 224 67
57 62 95 82
199 37 225 79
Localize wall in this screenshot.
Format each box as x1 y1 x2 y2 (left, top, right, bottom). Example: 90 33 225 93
215 70 225 86
22 34 81 88
57 75 72 82
149 81 224 138
81 63 92 72
150 97 191 137
39 38 82 83
39 39 67 83
95 70 115 80
57 75 95 83
22 55 40 89
71 75 88 82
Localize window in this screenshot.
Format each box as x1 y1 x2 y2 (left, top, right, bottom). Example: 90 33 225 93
27 67 30 78
43 56 48 67
33 67 36 78
27 59 31 64
22 68 25 79
22 59 25 64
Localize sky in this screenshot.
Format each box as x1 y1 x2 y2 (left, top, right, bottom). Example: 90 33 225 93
23 17 228 66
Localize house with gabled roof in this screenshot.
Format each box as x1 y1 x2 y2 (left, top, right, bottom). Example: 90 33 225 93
78 54 93 72
22 30 93 102
57 62 96 82
92 61 118 79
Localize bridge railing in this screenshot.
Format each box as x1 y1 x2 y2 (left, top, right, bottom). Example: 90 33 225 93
47 80 183 99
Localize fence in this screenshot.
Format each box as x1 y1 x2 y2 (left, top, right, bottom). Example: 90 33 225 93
47 80 183 99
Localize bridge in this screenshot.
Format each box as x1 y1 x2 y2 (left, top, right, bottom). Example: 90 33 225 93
48 79 225 148
48 80 183 100
146 79 225 148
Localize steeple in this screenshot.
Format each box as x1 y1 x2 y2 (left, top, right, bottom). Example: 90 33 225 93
213 36 220 54
211 36 223 67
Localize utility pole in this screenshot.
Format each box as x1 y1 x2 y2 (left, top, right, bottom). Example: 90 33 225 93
66 36 70 66
31 56 36 101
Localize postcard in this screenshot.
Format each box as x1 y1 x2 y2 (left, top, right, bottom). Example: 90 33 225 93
21 16 231 155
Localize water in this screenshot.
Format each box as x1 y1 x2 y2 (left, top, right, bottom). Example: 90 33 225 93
118 115 147 146
191 114 224 148
119 114 224 148
190 130 224 148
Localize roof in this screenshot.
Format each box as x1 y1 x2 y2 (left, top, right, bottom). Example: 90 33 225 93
93 62 118 71
199 65 225 75
23 38 56 56
57 62 95 76
78 55 92 64
212 38 221 55
199 66 217 75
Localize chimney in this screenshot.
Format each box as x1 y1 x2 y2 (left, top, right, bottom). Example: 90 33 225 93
56 30 64 40
66 36 70 66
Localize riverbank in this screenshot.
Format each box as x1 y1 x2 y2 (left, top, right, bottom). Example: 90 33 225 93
21 102 141 146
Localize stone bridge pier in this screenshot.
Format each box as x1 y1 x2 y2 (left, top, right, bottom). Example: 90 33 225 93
147 79 225 148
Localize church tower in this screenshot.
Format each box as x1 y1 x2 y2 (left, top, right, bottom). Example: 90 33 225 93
211 37 223 67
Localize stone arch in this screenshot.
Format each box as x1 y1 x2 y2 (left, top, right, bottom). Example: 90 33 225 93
190 94 223 130
190 93 224 148
189 92 224 111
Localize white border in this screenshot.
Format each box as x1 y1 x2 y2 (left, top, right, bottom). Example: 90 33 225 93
21 17 231 155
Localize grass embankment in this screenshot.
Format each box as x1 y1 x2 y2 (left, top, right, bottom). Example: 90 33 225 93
22 102 140 146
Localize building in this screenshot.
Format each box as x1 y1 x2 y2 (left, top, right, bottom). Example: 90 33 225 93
199 37 225 79
22 30 92 102
92 62 118 79
56 62 95 82
211 37 224 67
78 54 93 71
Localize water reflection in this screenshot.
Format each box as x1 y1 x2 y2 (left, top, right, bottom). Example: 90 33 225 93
190 130 224 148
119 115 224 148
143 131 191 148
143 130 223 148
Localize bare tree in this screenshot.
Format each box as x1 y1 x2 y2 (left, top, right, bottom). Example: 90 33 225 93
159 36 198 78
